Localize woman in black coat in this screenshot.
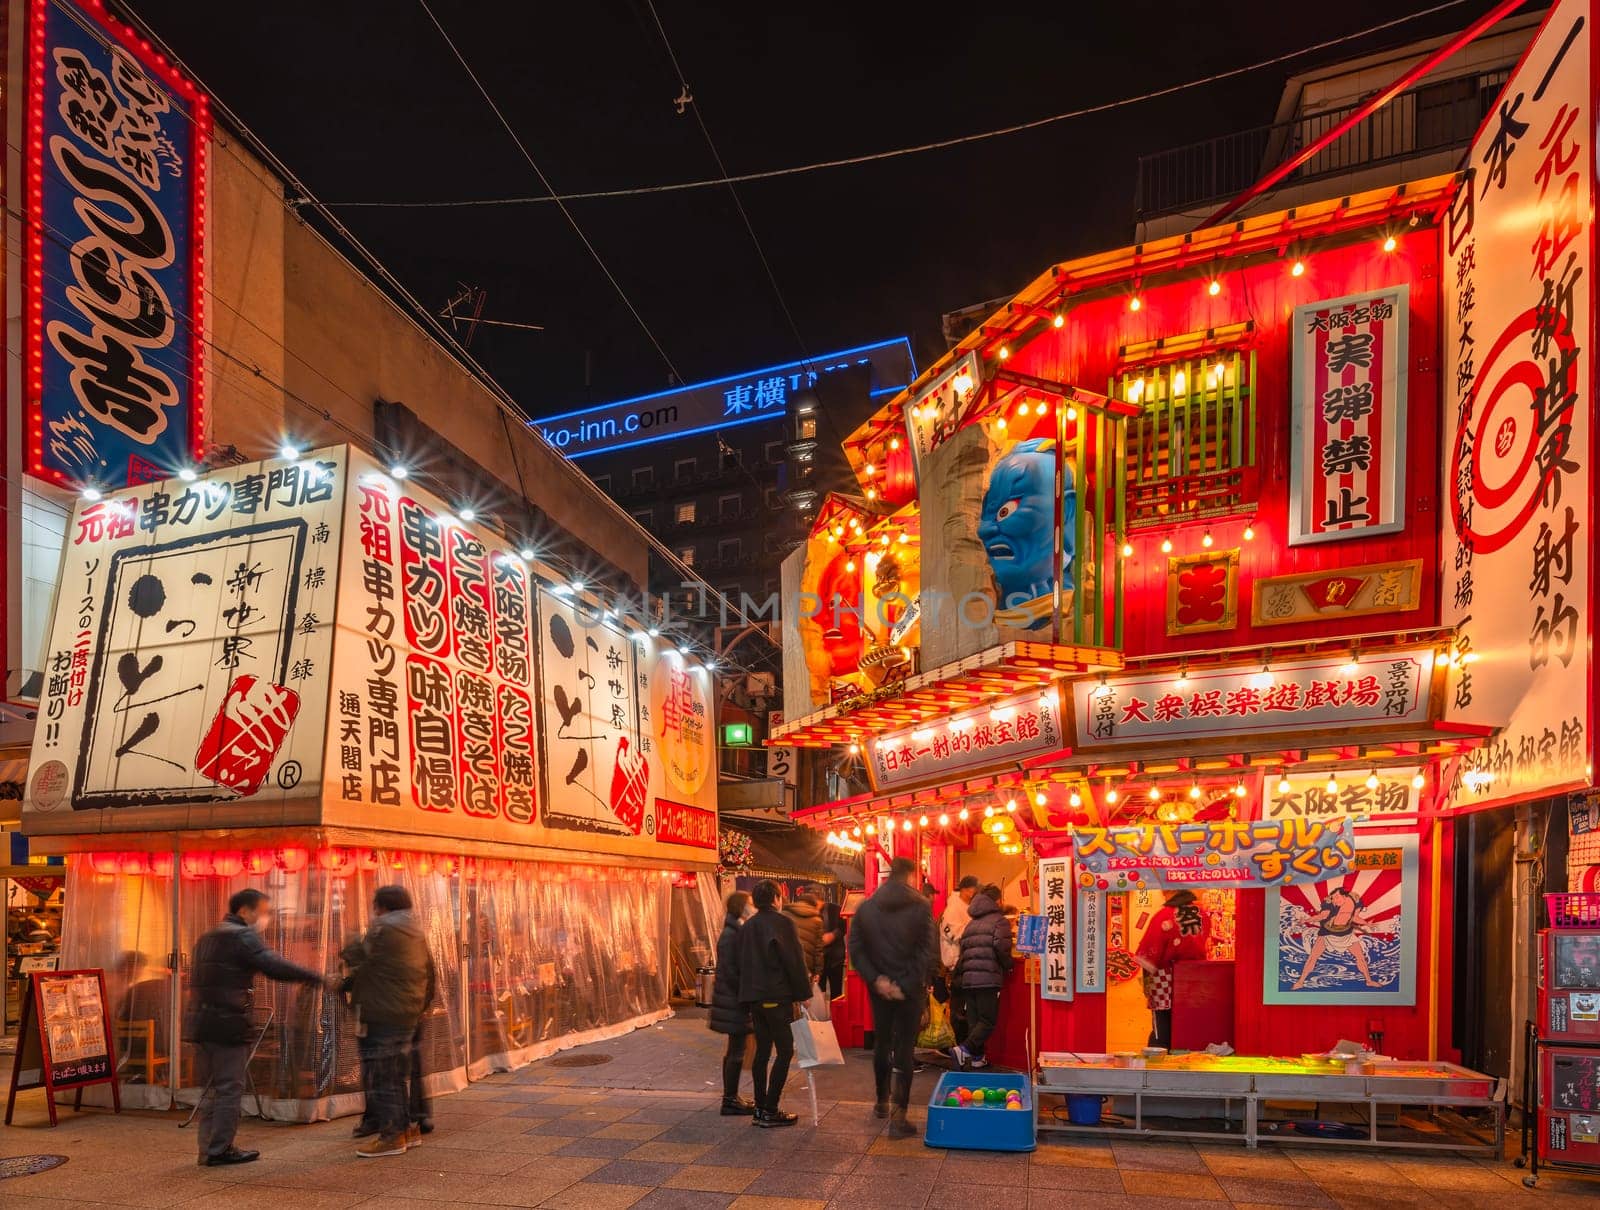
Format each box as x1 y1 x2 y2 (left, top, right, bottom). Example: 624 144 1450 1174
709 891 755 1115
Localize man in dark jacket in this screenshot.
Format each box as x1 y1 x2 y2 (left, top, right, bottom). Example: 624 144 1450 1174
709 890 755 1115
184 888 324 1166
848 857 937 1138
952 885 1014 1069
735 880 812 1127
819 895 847 1001
341 885 432 1158
782 892 825 981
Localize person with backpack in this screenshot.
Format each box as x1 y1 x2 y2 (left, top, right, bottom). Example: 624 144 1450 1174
952 883 1014 1069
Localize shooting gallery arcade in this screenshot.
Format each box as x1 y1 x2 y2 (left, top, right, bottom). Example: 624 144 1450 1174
774 74 1598 1141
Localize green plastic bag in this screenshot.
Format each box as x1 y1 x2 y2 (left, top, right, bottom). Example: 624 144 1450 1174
916 992 956 1050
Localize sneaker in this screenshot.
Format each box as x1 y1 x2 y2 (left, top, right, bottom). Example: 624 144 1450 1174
873 1100 890 1119
351 1121 379 1139
951 1044 970 1068
968 1055 990 1069
417 1119 435 1135
204 1147 260 1167
720 1097 757 1116
406 1124 423 1148
886 1113 917 1140
356 1133 408 1158
755 1108 799 1128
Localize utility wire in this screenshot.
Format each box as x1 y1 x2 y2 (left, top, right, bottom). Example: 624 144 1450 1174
413 0 681 384
320 0 1477 210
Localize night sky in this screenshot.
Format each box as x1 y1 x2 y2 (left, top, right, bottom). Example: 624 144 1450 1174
126 0 1519 416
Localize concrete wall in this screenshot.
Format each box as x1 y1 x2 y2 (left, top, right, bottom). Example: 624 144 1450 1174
205 133 648 586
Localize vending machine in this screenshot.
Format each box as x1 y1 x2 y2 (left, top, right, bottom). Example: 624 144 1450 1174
1539 1046 1600 1167
1539 927 1600 1043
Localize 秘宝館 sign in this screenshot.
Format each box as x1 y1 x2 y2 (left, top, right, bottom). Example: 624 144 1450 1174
869 688 1063 790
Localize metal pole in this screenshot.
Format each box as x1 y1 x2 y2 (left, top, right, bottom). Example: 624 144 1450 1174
1052 393 1067 644
1200 0 1524 229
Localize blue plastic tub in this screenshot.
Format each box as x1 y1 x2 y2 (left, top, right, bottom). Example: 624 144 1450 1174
1066 1093 1104 1125
923 1070 1036 1152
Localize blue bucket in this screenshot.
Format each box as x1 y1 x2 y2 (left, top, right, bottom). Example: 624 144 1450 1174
1066 1094 1103 1126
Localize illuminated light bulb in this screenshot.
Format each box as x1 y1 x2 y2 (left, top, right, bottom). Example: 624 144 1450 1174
459 506 476 522
1106 788 1119 804
1383 235 1397 252
879 534 890 547
958 807 970 821
1016 402 1031 418
953 370 974 395
1189 784 1202 800
866 488 876 501
1342 657 1359 675
1365 770 1380 790
1065 405 1077 421
1243 525 1255 541
81 486 102 502
1175 669 1189 688
826 831 838 845
1277 776 1292 795
1291 259 1305 277
1129 295 1142 312
390 464 409 480
1038 404 1051 419
938 813 950 826
845 559 856 573
898 532 909 544
852 826 862 837
1211 360 1225 383
678 644 691 656
1128 378 1145 403
865 822 876 835
1069 790 1082 808
1053 311 1065 328
1411 773 1425 790
864 463 875 476
178 467 198 482
984 805 995 818
1234 781 1247 798
1006 798 1018 813
889 437 901 451
1034 791 1047 807
1172 369 1186 394
647 626 660 637
995 415 1008 434
919 814 929 827
998 345 1011 360
1326 775 1339 795
1148 785 1161 801
518 547 536 562
1121 542 1134 558
1160 537 1173 554
848 742 860 755
279 442 302 461
1208 279 1221 297
902 818 913 833
1201 531 1213 548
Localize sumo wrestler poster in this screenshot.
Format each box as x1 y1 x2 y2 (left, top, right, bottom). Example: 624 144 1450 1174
918 419 1085 666
1263 834 1418 1006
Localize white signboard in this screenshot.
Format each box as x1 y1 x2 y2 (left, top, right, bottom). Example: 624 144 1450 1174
1039 856 1073 1002
1289 288 1408 544
1076 885 1105 995
870 688 1063 790
1264 767 1422 824
766 710 797 789
26 449 345 825
1442 0 1593 807
1072 647 1436 750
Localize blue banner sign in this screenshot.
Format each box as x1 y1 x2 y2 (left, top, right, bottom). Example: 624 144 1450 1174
1073 818 1356 889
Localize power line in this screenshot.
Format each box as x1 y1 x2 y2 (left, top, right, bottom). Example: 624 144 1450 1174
413 0 680 383
318 0 1477 210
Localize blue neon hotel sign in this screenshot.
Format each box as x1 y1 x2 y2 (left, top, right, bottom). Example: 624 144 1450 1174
536 338 915 459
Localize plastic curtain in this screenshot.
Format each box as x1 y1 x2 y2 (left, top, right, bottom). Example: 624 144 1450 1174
58 850 672 1119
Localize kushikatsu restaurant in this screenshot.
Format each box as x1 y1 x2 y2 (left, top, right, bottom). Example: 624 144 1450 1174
774 88 1598 1145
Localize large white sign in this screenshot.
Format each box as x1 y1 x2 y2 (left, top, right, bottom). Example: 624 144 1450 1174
26 450 345 824
1039 856 1073 1002
1263 767 1422 824
869 688 1063 790
1072 648 1436 750
1442 0 1593 806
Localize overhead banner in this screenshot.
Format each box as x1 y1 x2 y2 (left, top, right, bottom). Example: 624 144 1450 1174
1071 647 1438 751
25 449 345 830
1289 288 1409 544
868 688 1063 790
1039 856 1073 1001
27 0 210 490
1073 818 1357 888
1443 0 1593 807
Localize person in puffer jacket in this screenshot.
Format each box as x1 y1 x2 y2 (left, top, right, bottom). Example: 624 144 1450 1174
782 892 826 980
708 891 756 1115
952 885 1014 1068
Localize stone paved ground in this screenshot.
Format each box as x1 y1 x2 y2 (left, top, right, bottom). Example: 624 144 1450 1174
2 1011 1597 1208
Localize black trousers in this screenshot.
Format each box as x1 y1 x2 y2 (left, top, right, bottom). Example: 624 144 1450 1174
1149 1008 1172 1049
868 992 921 1108
749 1003 795 1112
720 1031 749 1101
961 987 1000 1057
822 962 845 1001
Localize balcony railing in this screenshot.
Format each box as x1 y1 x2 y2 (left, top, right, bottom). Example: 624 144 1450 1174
1134 70 1509 222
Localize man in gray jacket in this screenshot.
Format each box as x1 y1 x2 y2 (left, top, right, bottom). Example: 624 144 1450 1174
341 885 433 1158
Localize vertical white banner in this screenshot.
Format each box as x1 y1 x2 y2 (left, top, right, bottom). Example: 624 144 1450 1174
1039 856 1073 1002
1443 0 1594 805
1076 885 1105 994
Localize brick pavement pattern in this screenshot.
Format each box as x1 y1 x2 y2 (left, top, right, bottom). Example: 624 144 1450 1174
2 1012 1596 1208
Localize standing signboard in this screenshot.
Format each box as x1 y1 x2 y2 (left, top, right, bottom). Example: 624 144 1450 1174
26 0 209 490
1442 0 1594 806
5 969 119 1126
1038 856 1073 1002
1289 288 1409 544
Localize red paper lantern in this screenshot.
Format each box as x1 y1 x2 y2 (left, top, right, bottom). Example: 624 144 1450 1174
436 856 458 877
90 852 122 875
244 849 274 876
181 851 214 879
148 852 175 877
118 853 148 876
356 849 380 872
212 851 244 878
276 847 308 873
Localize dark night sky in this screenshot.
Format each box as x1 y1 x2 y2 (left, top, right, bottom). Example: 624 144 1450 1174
126 0 1517 416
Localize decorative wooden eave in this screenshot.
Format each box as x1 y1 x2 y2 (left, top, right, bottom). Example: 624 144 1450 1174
769 642 1122 749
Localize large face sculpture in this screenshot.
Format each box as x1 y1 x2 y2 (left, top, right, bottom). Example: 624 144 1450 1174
977 438 1076 608
815 550 864 676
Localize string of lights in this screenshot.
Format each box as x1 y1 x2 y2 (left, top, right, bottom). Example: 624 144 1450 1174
311 0 1477 210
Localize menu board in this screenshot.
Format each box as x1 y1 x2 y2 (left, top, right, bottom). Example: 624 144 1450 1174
5 969 120 1126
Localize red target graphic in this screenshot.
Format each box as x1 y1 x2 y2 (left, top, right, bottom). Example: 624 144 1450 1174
1450 306 1578 554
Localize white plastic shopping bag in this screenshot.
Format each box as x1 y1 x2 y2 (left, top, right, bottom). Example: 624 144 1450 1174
805 983 832 1022
792 1008 845 1068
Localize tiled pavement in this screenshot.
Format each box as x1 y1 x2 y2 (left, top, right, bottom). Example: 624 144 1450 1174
3 1015 1597 1208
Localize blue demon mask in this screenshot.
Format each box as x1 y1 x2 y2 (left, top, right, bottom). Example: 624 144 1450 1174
977 438 1075 609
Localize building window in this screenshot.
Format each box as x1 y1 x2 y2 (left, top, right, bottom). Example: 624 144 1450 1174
677 545 695 567
675 500 697 525
592 473 612 494
632 466 654 489
718 492 742 519
764 486 781 509
674 457 697 481
631 507 653 527
765 440 784 463
719 537 741 563
798 417 818 440
1116 346 1256 525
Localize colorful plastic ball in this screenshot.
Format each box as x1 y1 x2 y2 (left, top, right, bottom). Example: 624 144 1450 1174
945 1094 960 1106
1006 1101 1026 1110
